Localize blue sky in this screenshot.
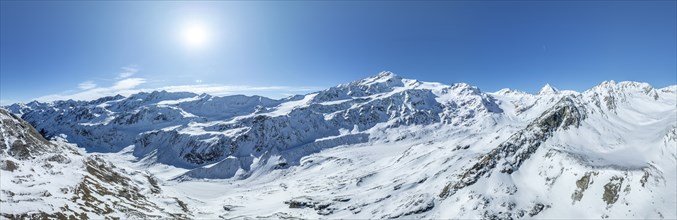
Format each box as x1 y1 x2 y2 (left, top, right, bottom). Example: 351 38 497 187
1 1 675 104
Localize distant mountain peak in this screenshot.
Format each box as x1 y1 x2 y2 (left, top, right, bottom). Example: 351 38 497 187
358 71 402 85
538 83 559 95
377 70 397 77
661 85 677 93
495 88 528 96
591 80 658 93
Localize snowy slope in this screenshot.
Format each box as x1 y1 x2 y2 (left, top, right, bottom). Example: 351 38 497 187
3 72 676 219
0 108 192 219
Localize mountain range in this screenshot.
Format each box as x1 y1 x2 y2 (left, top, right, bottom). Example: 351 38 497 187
2 72 675 219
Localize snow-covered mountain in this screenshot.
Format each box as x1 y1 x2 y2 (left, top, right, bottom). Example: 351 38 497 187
3 72 676 219
0 108 191 219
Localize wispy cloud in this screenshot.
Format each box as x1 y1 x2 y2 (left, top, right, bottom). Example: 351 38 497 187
0 99 16 106
29 64 321 103
156 84 322 97
112 78 146 90
36 77 148 102
116 65 138 79
78 81 97 90
34 82 321 102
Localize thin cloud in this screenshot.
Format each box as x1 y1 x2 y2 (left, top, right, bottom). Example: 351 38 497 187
157 84 322 97
116 65 139 79
33 82 321 102
112 78 146 90
0 99 16 106
36 78 148 102
31 63 320 102
78 81 97 90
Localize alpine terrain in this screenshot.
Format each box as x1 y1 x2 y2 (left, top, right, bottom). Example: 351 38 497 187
1 72 675 219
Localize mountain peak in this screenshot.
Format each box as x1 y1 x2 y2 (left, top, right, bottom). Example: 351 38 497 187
377 70 397 77
359 71 402 85
591 80 657 92
538 83 559 95
495 88 528 96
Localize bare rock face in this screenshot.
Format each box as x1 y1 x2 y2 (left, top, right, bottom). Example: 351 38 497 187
440 97 586 198
572 172 596 203
602 176 624 206
0 108 54 159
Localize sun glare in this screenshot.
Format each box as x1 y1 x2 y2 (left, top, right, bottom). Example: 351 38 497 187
180 22 210 49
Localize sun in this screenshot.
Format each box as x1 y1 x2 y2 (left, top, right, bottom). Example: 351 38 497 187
180 22 211 49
